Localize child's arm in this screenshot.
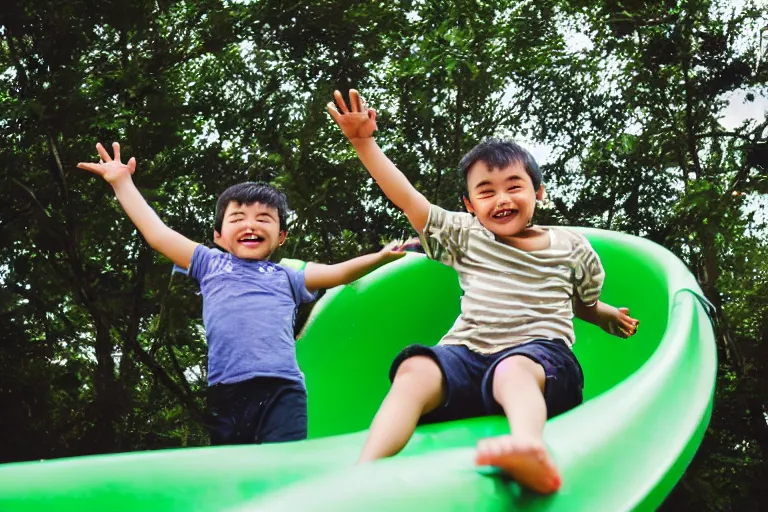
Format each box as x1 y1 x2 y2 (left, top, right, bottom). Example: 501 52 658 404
78 142 199 269
303 241 406 293
573 298 639 338
327 89 431 234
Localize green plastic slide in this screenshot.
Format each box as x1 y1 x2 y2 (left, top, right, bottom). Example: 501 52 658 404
0 229 716 511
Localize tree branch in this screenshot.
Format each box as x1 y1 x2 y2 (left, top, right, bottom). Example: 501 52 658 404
46 133 69 202
123 332 205 422
696 131 753 141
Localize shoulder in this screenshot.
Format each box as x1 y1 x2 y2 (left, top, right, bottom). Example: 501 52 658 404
190 246 232 277
547 227 593 250
193 245 230 259
275 262 300 277
426 203 479 230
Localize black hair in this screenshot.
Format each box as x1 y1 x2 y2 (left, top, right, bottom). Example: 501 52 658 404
459 139 542 197
214 182 289 233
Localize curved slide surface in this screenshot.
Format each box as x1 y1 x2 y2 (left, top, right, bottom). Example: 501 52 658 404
0 229 717 511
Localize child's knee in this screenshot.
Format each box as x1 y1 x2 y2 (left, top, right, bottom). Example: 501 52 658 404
393 355 445 412
394 355 442 389
493 356 545 393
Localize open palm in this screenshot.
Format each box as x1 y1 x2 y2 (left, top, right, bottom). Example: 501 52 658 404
77 142 136 184
327 89 378 141
378 240 408 263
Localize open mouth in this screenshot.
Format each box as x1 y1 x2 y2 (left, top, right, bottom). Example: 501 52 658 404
491 209 518 220
238 234 265 246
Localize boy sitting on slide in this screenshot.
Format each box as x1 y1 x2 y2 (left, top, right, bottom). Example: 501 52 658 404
328 90 638 494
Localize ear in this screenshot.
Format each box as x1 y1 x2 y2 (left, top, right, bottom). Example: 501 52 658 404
462 195 476 214
278 230 287 246
213 230 226 249
535 185 546 202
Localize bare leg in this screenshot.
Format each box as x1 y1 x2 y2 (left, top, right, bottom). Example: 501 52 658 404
475 356 561 494
357 355 444 463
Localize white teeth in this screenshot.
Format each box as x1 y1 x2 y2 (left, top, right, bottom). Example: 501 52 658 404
493 210 515 218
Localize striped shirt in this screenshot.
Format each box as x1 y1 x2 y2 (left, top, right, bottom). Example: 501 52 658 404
421 204 604 354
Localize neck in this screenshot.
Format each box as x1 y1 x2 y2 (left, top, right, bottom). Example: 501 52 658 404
211 244 273 262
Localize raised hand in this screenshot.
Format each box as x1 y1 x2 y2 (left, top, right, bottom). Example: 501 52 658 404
77 142 136 184
327 89 378 141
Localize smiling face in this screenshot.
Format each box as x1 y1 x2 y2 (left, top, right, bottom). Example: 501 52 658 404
214 201 286 260
462 160 544 239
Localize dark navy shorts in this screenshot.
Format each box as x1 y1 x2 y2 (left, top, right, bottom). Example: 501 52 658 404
206 376 307 445
389 339 584 424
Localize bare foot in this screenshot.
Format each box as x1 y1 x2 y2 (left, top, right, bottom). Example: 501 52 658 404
475 436 561 494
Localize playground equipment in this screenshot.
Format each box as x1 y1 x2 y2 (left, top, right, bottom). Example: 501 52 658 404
0 229 717 511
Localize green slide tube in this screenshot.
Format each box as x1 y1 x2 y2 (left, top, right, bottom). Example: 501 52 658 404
0 229 717 511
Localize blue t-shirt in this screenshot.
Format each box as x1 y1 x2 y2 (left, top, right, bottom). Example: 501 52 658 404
188 245 316 387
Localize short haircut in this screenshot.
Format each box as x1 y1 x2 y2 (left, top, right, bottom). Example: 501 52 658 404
459 139 542 196
214 182 289 232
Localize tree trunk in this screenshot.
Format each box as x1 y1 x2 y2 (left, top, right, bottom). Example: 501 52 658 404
89 314 118 454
